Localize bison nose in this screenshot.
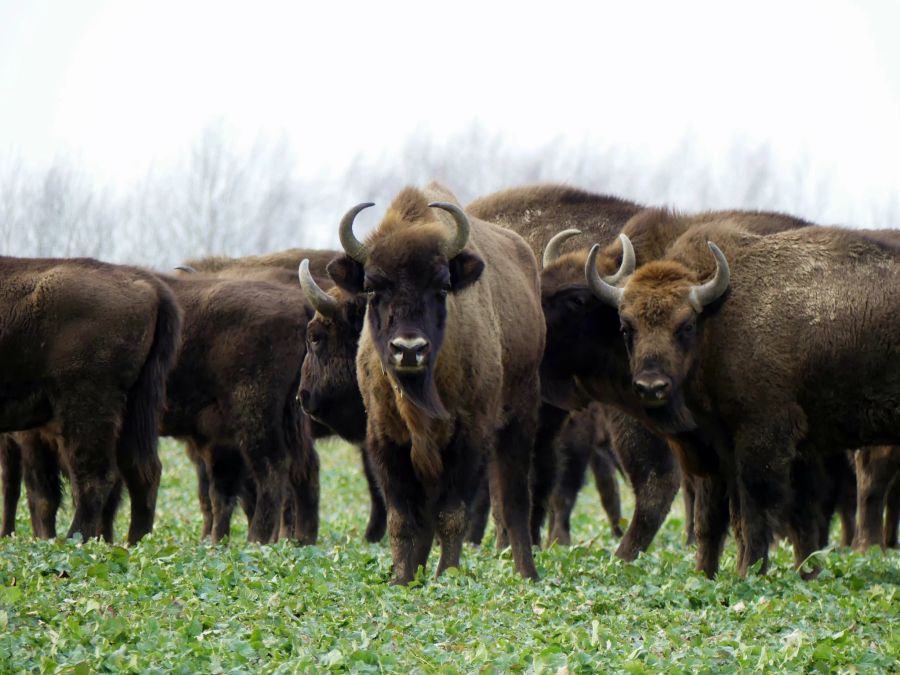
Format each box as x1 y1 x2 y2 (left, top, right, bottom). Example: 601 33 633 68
633 377 671 405
389 336 430 369
299 389 317 414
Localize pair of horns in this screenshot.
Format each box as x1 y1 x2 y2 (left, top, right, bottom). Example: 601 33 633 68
585 235 730 310
339 201 470 264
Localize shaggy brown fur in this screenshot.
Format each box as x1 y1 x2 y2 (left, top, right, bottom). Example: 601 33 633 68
543 206 812 573
471 186 682 560
187 248 388 543
854 445 900 550
612 224 900 576
184 248 338 285
329 183 545 584
157 274 319 544
0 256 182 543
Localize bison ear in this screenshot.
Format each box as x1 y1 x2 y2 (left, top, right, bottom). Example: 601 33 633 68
448 251 484 293
327 256 365 294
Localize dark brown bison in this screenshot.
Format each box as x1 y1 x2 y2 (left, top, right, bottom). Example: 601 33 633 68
469 185 683 559
186 249 386 542
541 207 811 573
296 269 390 542
326 184 545 584
0 257 182 543
855 445 900 550
588 222 900 576
158 273 319 544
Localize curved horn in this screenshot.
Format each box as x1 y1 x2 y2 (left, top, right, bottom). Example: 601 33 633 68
604 234 636 285
688 242 731 311
298 259 338 318
174 265 196 273
586 244 624 308
542 229 581 268
427 202 470 259
339 202 375 263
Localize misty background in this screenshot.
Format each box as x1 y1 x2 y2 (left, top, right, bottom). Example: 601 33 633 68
1 0 898 268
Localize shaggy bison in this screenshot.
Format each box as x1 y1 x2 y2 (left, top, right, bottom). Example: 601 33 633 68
467 186 684 557
185 249 386 542
588 223 900 575
0 257 182 543
326 184 545 584
158 273 319 544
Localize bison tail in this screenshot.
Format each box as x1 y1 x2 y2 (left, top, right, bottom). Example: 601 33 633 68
117 278 183 485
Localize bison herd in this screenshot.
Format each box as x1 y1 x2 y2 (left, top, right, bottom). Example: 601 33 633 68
0 182 897 586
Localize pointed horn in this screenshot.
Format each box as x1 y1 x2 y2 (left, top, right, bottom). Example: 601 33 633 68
428 202 470 259
542 229 581 268
298 259 338 318
604 234 636 284
586 244 624 308
339 202 374 263
688 242 730 311
174 265 196 273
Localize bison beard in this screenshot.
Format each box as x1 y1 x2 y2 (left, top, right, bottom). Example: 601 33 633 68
393 368 450 423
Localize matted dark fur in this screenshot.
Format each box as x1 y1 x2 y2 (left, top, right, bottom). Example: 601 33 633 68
157 273 319 544
188 248 387 543
609 223 900 576
470 184 682 560
328 183 545 584
0 256 182 543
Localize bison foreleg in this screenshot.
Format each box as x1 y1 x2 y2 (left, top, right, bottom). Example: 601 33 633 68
608 415 679 561
0 436 21 536
493 418 539 582
591 445 624 538
530 404 568 546
359 444 387 543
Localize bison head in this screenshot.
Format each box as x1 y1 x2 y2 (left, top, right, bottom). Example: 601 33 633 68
326 200 485 419
587 236 730 431
539 231 636 410
297 259 368 442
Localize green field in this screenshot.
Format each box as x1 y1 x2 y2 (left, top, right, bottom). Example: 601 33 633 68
1 439 897 673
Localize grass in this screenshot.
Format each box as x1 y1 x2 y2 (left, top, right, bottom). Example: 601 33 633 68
1 438 898 673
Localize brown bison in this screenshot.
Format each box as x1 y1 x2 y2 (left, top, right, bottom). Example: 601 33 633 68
186 249 386 542
541 207 811 572
588 222 900 576
469 185 683 559
326 184 545 584
158 273 319 544
855 445 900 550
0 257 182 543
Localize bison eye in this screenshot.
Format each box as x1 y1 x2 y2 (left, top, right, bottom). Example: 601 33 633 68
678 320 696 337
437 288 448 299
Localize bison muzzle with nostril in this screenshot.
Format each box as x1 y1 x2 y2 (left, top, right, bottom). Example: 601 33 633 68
389 335 431 371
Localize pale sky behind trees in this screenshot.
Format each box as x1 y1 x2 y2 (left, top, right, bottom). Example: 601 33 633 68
0 0 898 261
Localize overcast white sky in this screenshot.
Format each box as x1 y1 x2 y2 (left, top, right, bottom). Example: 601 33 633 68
1 0 898 221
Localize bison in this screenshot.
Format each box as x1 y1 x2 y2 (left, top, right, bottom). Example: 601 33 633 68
186 249 386 542
0 257 181 543
158 273 319 544
470 186 683 559
587 222 900 576
326 184 545 584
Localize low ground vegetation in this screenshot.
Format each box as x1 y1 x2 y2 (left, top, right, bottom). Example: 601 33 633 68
1 439 897 672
